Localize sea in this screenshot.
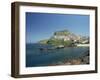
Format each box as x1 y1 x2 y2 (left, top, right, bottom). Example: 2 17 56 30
26 43 89 67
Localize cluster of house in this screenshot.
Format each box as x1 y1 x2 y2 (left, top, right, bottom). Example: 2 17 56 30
52 33 89 44
53 34 80 41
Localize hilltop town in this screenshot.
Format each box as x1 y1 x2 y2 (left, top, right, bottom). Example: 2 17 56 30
39 30 89 47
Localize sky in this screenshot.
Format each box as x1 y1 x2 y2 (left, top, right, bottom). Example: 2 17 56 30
26 12 90 43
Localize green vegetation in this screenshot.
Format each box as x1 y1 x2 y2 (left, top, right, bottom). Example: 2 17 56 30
39 39 48 44
47 39 74 47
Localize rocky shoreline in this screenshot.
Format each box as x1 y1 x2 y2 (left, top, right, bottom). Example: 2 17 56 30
48 50 89 66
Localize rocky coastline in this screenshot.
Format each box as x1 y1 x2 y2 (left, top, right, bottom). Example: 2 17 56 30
48 50 89 66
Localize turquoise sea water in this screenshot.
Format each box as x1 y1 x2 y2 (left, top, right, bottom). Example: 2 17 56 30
26 43 89 67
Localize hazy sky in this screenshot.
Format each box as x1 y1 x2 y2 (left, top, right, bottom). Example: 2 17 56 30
26 12 89 43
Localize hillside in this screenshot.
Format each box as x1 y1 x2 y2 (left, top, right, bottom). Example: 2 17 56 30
39 30 89 47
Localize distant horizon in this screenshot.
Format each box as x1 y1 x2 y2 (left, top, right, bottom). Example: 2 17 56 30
26 12 90 43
